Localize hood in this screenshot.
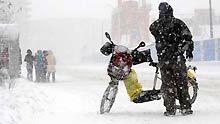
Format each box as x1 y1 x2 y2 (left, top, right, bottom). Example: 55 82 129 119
47 50 53 56
158 2 173 18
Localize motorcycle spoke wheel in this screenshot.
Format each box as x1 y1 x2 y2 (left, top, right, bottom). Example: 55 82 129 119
100 85 118 114
176 77 198 109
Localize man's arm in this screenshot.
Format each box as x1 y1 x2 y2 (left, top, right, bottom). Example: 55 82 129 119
177 19 194 61
179 19 194 52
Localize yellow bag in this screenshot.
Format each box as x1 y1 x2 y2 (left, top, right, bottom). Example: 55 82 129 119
123 69 143 100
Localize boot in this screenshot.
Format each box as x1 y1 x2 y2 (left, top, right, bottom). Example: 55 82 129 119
181 109 193 116
164 111 176 116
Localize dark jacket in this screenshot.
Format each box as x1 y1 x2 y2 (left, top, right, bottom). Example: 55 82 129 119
149 3 193 63
24 53 34 65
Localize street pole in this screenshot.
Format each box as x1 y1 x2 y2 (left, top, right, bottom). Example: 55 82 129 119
101 21 104 44
209 0 213 38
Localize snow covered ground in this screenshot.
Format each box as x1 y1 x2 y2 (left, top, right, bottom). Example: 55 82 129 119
1 61 220 124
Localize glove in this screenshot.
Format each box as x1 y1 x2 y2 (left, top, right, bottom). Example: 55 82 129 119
186 51 193 62
149 62 158 67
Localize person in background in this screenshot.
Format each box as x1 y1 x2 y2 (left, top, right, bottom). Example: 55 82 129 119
42 50 48 82
0 47 9 85
34 50 44 82
24 49 34 81
149 2 194 116
46 50 56 82
18 47 22 77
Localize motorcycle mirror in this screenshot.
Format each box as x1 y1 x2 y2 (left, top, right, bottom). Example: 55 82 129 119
133 41 146 51
105 32 111 41
139 41 145 47
137 41 146 49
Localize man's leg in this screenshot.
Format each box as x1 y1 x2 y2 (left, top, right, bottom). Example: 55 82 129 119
27 68 33 81
27 70 29 80
174 63 192 115
160 66 176 116
26 65 30 80
47 72 51 82
30 68 33 81
52 72 55 82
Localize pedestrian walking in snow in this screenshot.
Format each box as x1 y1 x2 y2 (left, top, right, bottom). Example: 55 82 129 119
34 50 44 82
0 47 9 86
42 50 48 82
149 2 194 116
46 50 56 82
24 49 34 81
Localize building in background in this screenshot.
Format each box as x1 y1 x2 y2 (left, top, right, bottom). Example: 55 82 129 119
0 24 21 78
183 9 220 40
111 0 151 47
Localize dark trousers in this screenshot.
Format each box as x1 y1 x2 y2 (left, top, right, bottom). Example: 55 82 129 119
26 63 33 81
42 69 47 82
36 69 44 82
35 65 44 82
160 62 191 112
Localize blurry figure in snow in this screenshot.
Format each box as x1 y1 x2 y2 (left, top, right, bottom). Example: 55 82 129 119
0 47 9 69
17 47 22 78
46 50 56 82
101 42 160 104
42 50 48 82
149 2 194 116
0 61 10 86
24 49 34 81
34 50 44 82
0 48 9 85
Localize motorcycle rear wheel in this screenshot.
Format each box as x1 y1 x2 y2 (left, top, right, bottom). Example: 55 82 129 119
176 77 198 109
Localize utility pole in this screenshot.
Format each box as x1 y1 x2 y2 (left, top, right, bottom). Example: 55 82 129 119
209 0 213 38
101 21 104 44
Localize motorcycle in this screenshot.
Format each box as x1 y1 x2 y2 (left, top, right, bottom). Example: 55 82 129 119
100 32 198 114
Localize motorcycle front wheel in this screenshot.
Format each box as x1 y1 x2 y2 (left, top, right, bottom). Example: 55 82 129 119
100 84 118 114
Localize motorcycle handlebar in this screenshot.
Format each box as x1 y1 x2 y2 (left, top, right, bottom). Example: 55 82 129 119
149 62 158 67
149 62 159 73
149 62 197 73
104 32 146 51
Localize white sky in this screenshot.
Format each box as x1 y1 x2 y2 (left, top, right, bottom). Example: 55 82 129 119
29 0 117 19
29 0 220 20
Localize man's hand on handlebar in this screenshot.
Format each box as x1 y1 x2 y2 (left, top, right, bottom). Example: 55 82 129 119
149 62 158 67
186 51 193 62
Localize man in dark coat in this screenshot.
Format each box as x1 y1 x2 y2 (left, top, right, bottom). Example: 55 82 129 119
149 2 194 116
24 49 34 81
